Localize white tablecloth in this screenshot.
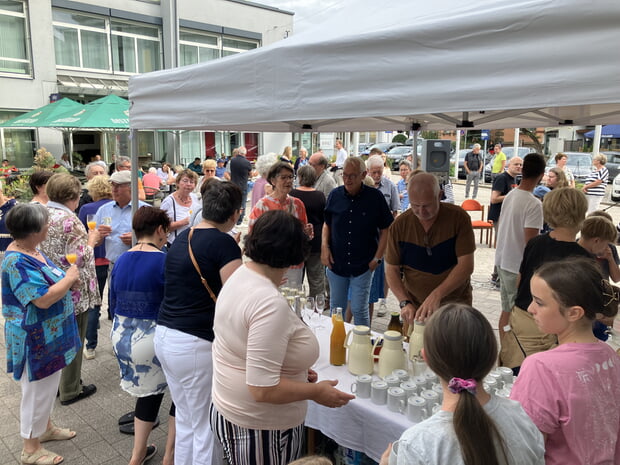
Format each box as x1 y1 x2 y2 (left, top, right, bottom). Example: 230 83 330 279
304 316 412 463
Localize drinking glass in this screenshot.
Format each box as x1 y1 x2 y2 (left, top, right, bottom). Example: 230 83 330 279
304 296 315 321
65 243 78 265
313 294 326 329
86 214 96 231
102 216 112 226
315 294 326 315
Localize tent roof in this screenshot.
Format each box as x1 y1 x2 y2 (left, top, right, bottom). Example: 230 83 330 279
584 125 620 139
50 94 129 130
129 0 620 132
0 98 83 128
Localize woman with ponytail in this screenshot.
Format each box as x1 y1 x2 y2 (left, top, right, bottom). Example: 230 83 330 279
381 304 544 465
511 257 620 464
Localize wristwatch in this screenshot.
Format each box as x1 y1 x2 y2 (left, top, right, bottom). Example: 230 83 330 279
399 299 413 309
373 257 383 265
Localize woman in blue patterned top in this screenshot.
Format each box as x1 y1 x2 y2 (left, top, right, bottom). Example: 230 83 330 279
1 203 80 465
110 206 174 465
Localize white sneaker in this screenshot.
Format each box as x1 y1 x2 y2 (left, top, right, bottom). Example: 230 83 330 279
377 298 387 317
84 348 96 360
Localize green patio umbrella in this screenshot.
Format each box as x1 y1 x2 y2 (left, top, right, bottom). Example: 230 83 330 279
49 94 129 129
0 98 83 128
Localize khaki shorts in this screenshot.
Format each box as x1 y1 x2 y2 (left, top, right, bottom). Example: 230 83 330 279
499 306 557 369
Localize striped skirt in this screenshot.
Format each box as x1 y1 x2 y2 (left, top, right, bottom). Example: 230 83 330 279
210 404 305 465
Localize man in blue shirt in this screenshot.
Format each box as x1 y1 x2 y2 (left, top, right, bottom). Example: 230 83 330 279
95 171 148 318
188 157 203 175
321 157 393 326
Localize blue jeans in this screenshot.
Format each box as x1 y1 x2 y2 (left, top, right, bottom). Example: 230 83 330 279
237 189 248 225
327 268 373 327
86 263 109 350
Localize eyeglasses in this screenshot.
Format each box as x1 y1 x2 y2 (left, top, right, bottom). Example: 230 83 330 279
277 174 294 180
204 169 215 173
117 164 131 170
342 173 360 179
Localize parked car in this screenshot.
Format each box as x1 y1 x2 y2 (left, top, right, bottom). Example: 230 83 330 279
386 145 413 170
483 147 533 182
546 151 592 184
358 143 373 154
360 142 402 157
456 149 470 179
611 173 620 201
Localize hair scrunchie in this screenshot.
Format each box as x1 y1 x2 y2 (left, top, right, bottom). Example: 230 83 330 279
448 377 477 395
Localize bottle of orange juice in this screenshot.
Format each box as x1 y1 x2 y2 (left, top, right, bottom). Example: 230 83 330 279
330 307 346 366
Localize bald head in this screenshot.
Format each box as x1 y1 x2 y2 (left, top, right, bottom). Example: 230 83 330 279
408 172 441 223
507 157 523 177
309 152 328 174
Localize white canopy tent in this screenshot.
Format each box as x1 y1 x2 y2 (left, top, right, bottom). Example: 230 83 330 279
129 0 620 133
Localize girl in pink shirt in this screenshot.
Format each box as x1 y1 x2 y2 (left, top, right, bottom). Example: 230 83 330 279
511 257 620 465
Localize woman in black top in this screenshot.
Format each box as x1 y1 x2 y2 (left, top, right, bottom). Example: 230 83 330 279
154 180 243 465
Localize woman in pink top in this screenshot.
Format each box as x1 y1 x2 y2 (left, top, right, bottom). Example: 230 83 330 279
510 257 620 465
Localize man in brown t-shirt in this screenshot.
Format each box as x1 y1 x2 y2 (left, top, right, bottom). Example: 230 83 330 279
386 173 475 323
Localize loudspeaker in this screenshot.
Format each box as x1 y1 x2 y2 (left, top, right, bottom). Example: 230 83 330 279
421 140 451 173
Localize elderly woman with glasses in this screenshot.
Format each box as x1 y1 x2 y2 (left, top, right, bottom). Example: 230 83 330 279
194 160 218 196
161 169 201 245
249 162 313 288
2 203 81 465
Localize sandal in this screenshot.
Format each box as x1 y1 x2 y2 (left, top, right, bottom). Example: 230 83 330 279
21 447 63 465
39 426 76 443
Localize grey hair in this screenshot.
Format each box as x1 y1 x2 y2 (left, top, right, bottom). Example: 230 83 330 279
238 146 247 156
399 159 412 169
85 162 105 178
116 155 130 166
297 165 317 187
148 167 157 174
366 155 384 169
299 147 308 155
255 153 279 178
344 156 365 173
472 143 481 150
5 203 49 240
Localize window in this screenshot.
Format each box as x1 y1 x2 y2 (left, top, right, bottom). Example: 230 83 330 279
179 30 220 66
222 37 258 57
112 21 161 73
0 0 31 75
0 111 35 167
53 10 110 71
180 29 260 64
52 9 162 74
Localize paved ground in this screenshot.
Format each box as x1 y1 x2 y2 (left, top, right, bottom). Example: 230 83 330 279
0 179 618 464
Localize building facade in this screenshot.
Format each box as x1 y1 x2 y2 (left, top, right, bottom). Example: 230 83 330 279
0 0 293 166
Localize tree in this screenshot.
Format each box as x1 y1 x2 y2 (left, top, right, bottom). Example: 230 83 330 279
521 128 544 154
392 133 407 144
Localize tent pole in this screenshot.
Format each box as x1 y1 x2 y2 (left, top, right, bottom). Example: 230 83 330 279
592 125 602 154
455 130 461 179
130 129 138 246
0 128 5 160
513 128 519 153
352 132 360 156
69 131 74 168
412 131 418 170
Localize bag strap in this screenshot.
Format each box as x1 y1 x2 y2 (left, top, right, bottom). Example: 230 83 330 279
188 227 217 303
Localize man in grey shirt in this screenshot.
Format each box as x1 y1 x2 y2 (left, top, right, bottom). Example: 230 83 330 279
309 152 337 199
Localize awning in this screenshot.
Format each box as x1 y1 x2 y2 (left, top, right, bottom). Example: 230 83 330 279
584 125 620 139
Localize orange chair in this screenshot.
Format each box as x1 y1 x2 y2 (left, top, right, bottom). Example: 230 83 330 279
461 199 494 247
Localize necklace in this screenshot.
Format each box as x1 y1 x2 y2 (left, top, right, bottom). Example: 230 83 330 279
14 242 41 255
175 193 192 205
136 242 160 249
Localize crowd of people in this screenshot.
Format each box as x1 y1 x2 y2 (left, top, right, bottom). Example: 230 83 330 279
0 144 618 465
